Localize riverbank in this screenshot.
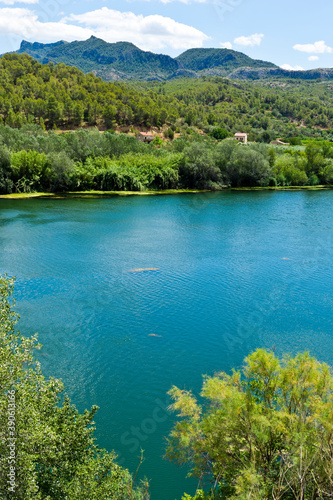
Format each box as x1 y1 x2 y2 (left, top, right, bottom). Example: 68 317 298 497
0 189 209 199
231 185 333 191
0 185 332 199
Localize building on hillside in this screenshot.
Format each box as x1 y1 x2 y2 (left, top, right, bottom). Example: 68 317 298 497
137 132 154 143
234 133 248 144
271 139 290 146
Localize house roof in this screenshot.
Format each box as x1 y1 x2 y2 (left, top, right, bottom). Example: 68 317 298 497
234 133 247 137
139 132 154 137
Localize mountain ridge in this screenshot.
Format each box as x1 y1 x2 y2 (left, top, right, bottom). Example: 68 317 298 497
6 36 333 82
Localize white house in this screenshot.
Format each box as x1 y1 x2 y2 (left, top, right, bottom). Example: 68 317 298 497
234 133 248 144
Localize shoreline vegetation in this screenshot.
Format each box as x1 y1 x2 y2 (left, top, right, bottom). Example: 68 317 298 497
0 185 332 199
1 126 333 197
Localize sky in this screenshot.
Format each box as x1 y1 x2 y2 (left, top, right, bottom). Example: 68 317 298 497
0 0 332 70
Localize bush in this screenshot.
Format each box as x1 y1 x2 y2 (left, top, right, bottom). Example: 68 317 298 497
10 150 50 192
308 173 320 185
167 349 333 499
209 128 229 141
288 136 303 146
0 145 13 193
164 128 175 140
274 155 308 186
181 142 221 189
319 159 333 184
226 146 272 187
46 152 75 191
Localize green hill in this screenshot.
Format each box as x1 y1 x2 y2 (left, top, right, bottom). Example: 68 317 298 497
176 47 277 74
1 52 333 139
12 38 333 83
13 37 277 81
17 36 180 81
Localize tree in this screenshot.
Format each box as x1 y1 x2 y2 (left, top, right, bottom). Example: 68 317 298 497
0 276 150 499
10 150 50 192
181 142 221 189
73 103 84 127
305 142 325 175
46 95 62 127
226 147 272 187
167 349 333 499
274 155 308 186
209 128 229 141
0 145 13 193
103 105 117 129
319 159 333 184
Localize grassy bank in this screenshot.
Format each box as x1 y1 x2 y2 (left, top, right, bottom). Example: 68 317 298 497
0 189 209 199
1 185 332 200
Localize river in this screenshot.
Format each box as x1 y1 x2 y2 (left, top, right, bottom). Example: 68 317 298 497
0 190 332 499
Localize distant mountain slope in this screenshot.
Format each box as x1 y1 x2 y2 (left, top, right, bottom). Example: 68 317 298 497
14 37 277 81
228 66 333 80
17 36 179 81
175 47 277 74
12 37 333 82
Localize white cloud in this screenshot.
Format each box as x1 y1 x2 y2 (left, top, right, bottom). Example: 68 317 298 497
308 55 319 62
280 64 304 71
234 33 264 47
0 6 209 52
64 8 209 51
0 8 92 41
293 40 332 54
220 41 232 49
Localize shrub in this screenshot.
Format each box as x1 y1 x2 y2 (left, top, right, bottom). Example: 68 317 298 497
167 349 333 499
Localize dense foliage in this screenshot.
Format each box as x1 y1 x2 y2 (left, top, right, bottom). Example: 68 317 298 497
0 275 149 499
1 52 333 139
167 349 333 499
0 125 333 194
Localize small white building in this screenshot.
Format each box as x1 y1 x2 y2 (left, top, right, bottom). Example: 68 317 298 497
234 133 248 144
137 132 154 143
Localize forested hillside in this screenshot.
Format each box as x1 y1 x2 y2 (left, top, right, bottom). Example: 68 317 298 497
1 52 333 140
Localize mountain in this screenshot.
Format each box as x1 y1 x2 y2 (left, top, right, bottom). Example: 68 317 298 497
14 37 276 81
12 37 333 82
17 37 179 81
175 48 277 74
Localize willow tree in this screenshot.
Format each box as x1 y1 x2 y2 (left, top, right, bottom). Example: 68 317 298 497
167 349 333 499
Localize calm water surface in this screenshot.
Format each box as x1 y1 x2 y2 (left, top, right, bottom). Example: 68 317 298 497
0 191 332 499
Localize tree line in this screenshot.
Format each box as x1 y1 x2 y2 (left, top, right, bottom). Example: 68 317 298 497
0 125 332 194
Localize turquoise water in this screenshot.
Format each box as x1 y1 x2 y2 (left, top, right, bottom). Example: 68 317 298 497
0 191 332 499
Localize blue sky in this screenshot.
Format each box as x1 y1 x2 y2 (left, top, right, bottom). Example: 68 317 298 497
0 0 332 70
